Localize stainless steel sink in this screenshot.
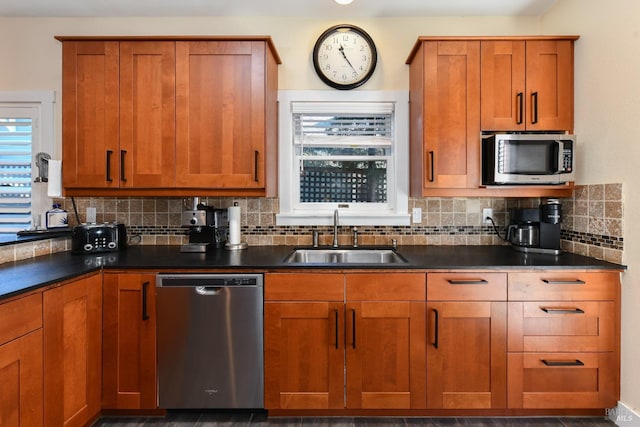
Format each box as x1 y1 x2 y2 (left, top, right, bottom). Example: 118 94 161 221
283 248 407 265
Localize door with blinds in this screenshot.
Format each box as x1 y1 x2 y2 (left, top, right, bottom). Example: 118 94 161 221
0 107 37 232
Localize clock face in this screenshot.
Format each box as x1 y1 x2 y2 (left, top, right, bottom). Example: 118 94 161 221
313 24 377 90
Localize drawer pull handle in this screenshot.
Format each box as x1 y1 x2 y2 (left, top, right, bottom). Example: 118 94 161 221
541 307 585 314
142 281 150 321
334 309 339 349
351 309 356 349
106 150 113 182
447 279 488 285
542 279 586 285
541 359 585 367
432 308 439 349
516 92 524 125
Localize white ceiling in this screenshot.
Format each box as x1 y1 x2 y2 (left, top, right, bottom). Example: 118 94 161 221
0 0 559 18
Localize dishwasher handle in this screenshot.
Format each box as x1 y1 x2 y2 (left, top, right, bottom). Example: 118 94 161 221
195 286 224 296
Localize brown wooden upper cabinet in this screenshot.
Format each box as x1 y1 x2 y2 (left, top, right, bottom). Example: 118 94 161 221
407 36 578 198
481 39 577 131
408 40 481 196
57 36 280 197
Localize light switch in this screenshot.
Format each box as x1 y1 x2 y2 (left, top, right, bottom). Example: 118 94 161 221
412 207 422 224
86 207 97 224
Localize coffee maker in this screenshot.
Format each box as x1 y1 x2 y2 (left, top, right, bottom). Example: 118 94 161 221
506 199 563 255
180 197 229 253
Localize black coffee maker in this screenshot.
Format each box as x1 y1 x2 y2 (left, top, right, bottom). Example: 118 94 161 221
180 197 229 253
506 199 563 255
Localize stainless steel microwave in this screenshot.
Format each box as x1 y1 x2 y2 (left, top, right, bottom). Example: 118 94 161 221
482 133 576 185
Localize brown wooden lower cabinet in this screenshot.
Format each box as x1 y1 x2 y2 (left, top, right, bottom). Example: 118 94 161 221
426 273 507 410
264 272 426 411
43 273 102 426
506 270 621 410
0 293 43 426
102 272 157 410
266 269 620 415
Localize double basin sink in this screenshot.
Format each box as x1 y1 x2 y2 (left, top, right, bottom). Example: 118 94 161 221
283 247 407 265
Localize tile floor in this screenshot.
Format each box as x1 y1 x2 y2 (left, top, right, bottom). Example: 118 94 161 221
92 412 616 427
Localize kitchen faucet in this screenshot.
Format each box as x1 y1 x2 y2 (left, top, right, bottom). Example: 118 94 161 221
332 209 339 248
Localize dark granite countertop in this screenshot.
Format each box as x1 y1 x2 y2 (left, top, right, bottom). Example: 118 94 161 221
0 244 626 301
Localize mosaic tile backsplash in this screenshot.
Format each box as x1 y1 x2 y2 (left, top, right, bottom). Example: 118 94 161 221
0 183 623 265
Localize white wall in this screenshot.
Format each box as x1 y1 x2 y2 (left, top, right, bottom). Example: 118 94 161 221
542 0 639 413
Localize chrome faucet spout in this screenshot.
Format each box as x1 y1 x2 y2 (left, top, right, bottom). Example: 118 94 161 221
332 209 339 248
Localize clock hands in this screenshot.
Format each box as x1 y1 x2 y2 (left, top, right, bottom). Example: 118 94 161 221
338 44 358 75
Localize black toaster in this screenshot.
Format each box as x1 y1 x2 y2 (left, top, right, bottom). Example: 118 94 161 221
71 223 127 254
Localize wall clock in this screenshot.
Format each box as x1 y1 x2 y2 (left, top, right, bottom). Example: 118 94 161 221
312 24 378 90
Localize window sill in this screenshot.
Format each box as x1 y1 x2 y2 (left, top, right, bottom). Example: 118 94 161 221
0 230 72 247
276 213 410 227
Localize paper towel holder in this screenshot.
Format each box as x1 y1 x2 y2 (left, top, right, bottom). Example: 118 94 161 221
225 201 248 250
225 241 248 250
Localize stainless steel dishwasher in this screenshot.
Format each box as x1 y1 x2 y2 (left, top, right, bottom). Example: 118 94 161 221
156 273 263 409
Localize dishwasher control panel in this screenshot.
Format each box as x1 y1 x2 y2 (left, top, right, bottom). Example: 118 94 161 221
156 273 263 287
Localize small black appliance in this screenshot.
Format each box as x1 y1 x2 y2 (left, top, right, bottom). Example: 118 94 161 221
180 197 228 253
506 200 563 255
71 223 127 254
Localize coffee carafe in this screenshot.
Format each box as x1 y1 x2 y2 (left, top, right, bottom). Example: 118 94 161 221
506 199 562 255
180 197 229 253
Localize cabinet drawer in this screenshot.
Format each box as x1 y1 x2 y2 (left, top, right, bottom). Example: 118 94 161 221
508 272 619 301
0 293 43 346
427 272 506 301
508 301 615 352
346 273 425 301
265 273 343 301
508 352 618 409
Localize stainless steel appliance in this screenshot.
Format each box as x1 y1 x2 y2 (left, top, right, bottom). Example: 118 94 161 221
506 199 563 255
156 273 263 409
482 133 576 185
71 222 127 254
181 197 228 253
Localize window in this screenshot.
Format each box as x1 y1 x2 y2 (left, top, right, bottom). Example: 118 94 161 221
0 92 55 233
277 91 409 226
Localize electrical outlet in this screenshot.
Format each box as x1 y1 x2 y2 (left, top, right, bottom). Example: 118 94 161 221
482 208 493 224
412 207 422 224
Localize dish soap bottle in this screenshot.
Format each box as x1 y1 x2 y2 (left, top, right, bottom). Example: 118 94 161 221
46 204 68 229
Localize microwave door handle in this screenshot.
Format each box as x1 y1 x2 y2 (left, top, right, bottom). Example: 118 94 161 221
555 140 563 173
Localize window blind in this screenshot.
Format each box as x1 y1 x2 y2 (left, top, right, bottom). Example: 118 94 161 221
291 101 394 206
0 116 33 232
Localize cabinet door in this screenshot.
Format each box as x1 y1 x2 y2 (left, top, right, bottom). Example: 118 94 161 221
62 41 119 189
175 41 267 190
345 301 426 409
102 273 157 409
480 41 526 131
0 330 43 427
43 274 102 427
120 42 176 188
264 301 344 410
525 40 574 131
421 41 481 191
426 301 507 409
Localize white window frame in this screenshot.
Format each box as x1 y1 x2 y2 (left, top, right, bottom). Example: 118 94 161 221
0 91 56 232
277 90 410 226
